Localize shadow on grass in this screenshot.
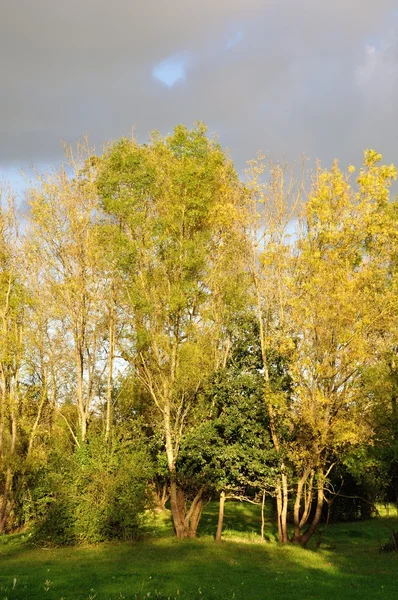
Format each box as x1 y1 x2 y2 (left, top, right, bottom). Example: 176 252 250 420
198 498 275 537
1 510 398 600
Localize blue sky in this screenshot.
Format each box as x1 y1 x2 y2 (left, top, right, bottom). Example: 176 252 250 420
0 0 397 192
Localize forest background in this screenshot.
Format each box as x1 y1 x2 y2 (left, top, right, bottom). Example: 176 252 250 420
0 123 397 547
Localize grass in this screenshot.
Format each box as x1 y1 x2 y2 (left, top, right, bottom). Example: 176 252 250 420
1 502 397 600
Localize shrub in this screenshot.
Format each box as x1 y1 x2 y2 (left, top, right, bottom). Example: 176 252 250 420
32 431 154 545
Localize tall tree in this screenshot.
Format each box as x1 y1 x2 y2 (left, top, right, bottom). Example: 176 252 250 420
247 151 397 545
26 141 114 444
96 124 247 538
0 189 49 533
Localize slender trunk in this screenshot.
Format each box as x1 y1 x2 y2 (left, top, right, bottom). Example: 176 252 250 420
292 477 304 542
261 490 266 542
188 499 203 538
275 472 289 543
215 491 226 542
27 385 47 457
28 319 47 456
0 468 13 534
0 277 12 459
280 471 289 543
276 483 283 542
0 368 6 459
300 470 314 529
292 468 311 542
153 482 169 511
75 342 86 443
9 377 17 455
299 472 325 546
185 489 204 538
390 363 398 513
253 270 289 543
105 304 115 441
391 375 398 442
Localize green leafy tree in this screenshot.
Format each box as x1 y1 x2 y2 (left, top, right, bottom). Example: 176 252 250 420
96 124 248 538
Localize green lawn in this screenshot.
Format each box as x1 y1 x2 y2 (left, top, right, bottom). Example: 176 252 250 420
1 502 397 600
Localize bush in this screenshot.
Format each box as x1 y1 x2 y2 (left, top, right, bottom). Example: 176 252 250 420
32 431 154 545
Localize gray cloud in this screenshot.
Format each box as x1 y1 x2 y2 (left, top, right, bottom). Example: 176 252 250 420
0 0 397 173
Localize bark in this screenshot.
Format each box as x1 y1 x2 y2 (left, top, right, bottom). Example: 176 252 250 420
75 341 87 443
185 489 204 538
105 300 115 442
298 472 325 546
169 477 186 539
0 367 6 459
300 470 314 529
275 482 288 543
152 482 169 512
280 471 289 543
164 402 200 539
169 479 204 539
275 471 289 543
215 491 226 542
292 468 312 543
164 404 184 537
27 385 47 457
0 468 13 534
261 490 266 542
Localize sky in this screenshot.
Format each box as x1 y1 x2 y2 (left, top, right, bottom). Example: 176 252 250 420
0 0 397 185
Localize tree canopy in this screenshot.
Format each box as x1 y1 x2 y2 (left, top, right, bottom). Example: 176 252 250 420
0 124 397 546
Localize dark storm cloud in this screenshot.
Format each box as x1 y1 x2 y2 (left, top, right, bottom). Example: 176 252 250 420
0 0 397 171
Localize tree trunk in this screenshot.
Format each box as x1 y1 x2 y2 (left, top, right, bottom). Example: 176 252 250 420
276 483 283 542
215 491 226 542
0 368 6 460
152 482 169 512
0 468 13 534
75 342 87 444
164 404 187 538
261 490 266 542
281 471 289 543
276 474 289 543
169 477 186 539
186 490 204 538
169 479 204 539
105 292 115 441
298 472 325 546
27 386 47 457
292 468 312 543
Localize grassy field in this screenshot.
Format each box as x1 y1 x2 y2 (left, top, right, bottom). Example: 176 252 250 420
1 502 397 600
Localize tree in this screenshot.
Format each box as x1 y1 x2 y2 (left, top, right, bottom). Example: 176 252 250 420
246 151 397 545
0 188 50 533
178 315 276 542
96 124 248 538
245 156 303 543
287 152 396 545
26 141 116 445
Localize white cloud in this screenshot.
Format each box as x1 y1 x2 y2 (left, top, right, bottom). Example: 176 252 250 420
153 56 189 87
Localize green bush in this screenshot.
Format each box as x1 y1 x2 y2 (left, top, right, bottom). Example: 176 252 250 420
32 431 154 545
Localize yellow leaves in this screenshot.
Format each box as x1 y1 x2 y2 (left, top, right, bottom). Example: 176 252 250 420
255 148 398 467
209 201 239 228
356 150 397 211
306 162 354 234
364 149 383 166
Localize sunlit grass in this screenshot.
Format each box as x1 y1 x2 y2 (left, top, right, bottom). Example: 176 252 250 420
1 501 397 599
